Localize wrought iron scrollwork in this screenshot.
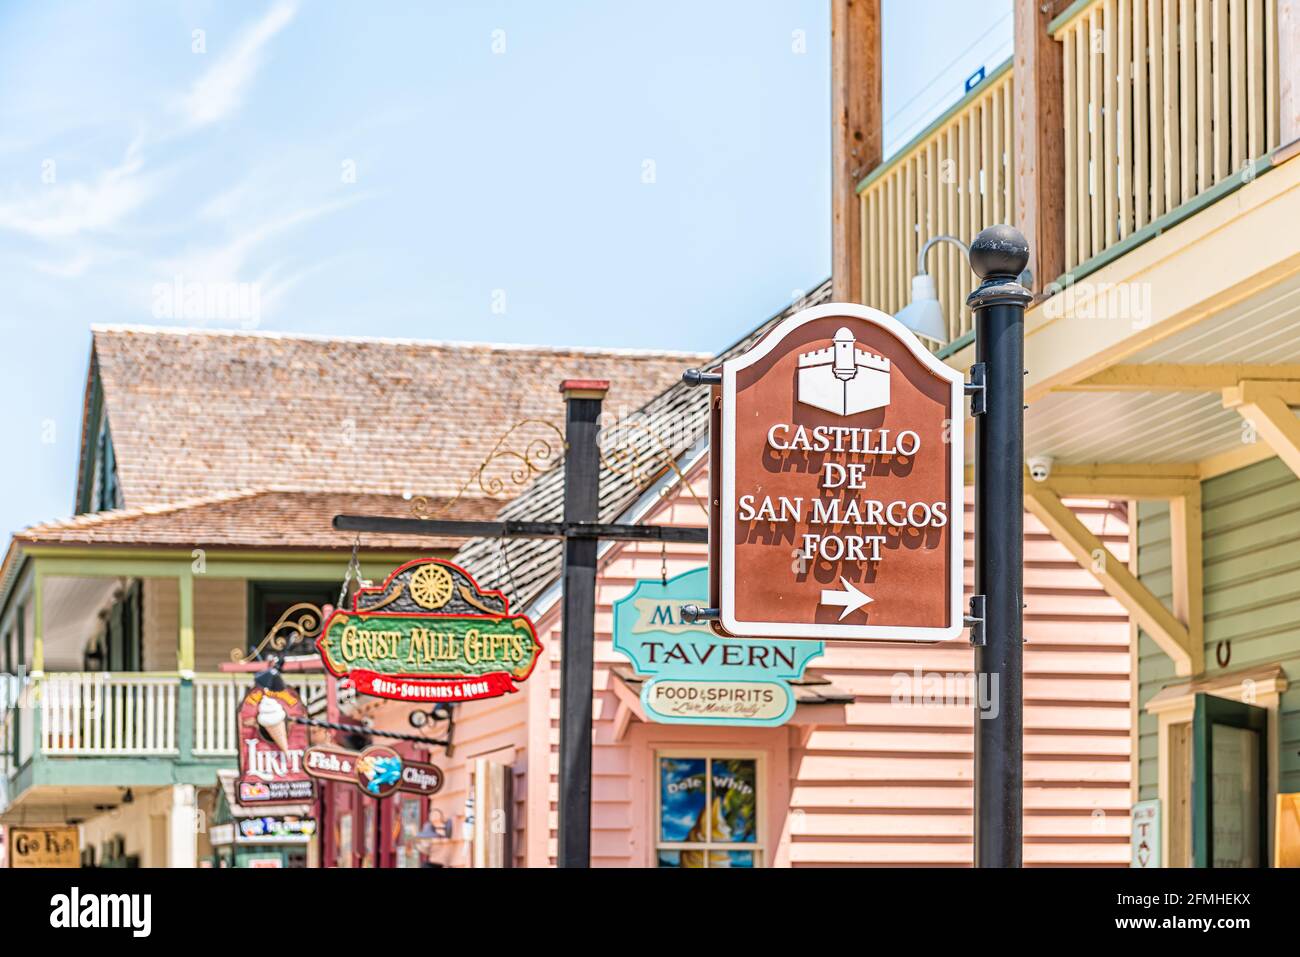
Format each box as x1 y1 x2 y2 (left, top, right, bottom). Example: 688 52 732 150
410 418 567 518
598 418 707 514
231 602 326 664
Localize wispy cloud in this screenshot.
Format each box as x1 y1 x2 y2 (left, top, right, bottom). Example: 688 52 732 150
0 138 153 241
161 193 365 286
176 0 298 129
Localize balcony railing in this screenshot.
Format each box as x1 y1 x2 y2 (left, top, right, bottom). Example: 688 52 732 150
1054 0 1281 273
193 673 328 757
27 672 328 759
857 59 1015 345
42 673 178 755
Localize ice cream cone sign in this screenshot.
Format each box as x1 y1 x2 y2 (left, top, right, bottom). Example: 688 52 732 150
258 695 290 752
236 685 313 806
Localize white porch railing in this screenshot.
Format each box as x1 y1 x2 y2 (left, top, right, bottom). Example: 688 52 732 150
29 672 330 759
193 673 328 757
41 673 178 756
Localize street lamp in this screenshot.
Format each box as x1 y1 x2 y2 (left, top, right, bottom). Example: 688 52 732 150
894 234 970 346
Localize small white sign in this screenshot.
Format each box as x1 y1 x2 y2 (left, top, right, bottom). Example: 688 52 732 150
1131 800 1160 868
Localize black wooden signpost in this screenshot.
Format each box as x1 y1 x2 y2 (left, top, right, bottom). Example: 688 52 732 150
334 379 707 869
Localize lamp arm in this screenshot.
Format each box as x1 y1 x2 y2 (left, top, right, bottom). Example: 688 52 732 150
917 234 970 275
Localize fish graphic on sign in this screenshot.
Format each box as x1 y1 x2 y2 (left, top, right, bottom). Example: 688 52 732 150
797 327 891 416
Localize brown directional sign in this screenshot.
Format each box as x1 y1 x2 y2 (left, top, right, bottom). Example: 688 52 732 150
713 303 964 642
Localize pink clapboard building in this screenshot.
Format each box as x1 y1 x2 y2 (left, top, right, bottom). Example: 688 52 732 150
367 283 1134 867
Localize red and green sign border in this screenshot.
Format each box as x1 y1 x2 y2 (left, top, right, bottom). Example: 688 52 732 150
314 558 543 703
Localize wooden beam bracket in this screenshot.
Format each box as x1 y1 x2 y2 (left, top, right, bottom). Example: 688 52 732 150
1025 483 1202 676
1222 379 1300 480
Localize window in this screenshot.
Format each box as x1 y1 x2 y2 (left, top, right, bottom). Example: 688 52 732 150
94 421 122 513
247 582 338 652
656 755 760 868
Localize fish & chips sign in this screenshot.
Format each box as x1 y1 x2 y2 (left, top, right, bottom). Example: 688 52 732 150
304 743 444 799
614 568 823 726
715 303 963 642
316 558 542 702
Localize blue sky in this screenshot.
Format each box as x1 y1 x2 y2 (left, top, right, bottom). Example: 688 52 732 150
0 0 1009 536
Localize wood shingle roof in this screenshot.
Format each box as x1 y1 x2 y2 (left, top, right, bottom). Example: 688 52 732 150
84 325 709 511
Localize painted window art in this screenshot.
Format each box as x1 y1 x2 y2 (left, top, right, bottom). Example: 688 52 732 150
656 756 759 868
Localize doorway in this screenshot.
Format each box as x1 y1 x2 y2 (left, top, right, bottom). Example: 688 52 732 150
1191 693 1269 868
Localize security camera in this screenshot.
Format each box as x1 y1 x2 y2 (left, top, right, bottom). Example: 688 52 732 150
1027 455 1053 483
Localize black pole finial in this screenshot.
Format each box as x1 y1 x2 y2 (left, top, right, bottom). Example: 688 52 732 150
968 224 1030 281
967 224 1032 314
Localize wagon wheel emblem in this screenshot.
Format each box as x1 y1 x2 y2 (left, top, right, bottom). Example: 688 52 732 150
409 564 454 610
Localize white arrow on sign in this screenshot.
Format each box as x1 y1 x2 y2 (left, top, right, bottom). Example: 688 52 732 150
820 577 873 620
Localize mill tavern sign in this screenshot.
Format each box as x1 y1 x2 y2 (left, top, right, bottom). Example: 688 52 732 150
714 303 963 642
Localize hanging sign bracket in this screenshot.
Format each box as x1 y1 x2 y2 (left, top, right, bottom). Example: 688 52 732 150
965 594 986 646
679 603 720 624
966 362 987 416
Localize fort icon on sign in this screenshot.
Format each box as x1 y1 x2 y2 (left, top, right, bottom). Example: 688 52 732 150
797 327 891 416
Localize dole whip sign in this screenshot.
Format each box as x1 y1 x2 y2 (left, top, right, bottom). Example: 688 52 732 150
717 303 963 642
614 568 824 726
316 558 542 702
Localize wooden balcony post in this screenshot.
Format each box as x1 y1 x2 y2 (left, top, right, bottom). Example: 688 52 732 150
1014 0 1066 293
831 0 881 303
178 568 194 677
31 567 44 674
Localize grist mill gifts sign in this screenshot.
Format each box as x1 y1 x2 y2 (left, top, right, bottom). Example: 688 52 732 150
715 303 964 642
613 568 823 726
236 684 313 805
316 558 542 702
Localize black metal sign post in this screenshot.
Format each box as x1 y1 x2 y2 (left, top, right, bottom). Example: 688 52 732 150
966 224 1031 868
334 379 706 869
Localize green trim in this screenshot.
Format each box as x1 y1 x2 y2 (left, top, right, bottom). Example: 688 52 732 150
178 569 194 674
24 547 431 565
1048 0 1099 37
35 557 193 579
30 754 234 788
32 570 43 672
31 552 432 582
856 57 1013 196
177 680 194 762
9 755 33 799
936 329 975 360
75 364 103 516
1051 155 1273 290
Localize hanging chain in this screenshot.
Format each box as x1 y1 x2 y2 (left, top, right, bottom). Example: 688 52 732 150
660 540 668 585
497 535 522 606
337 534 364 609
